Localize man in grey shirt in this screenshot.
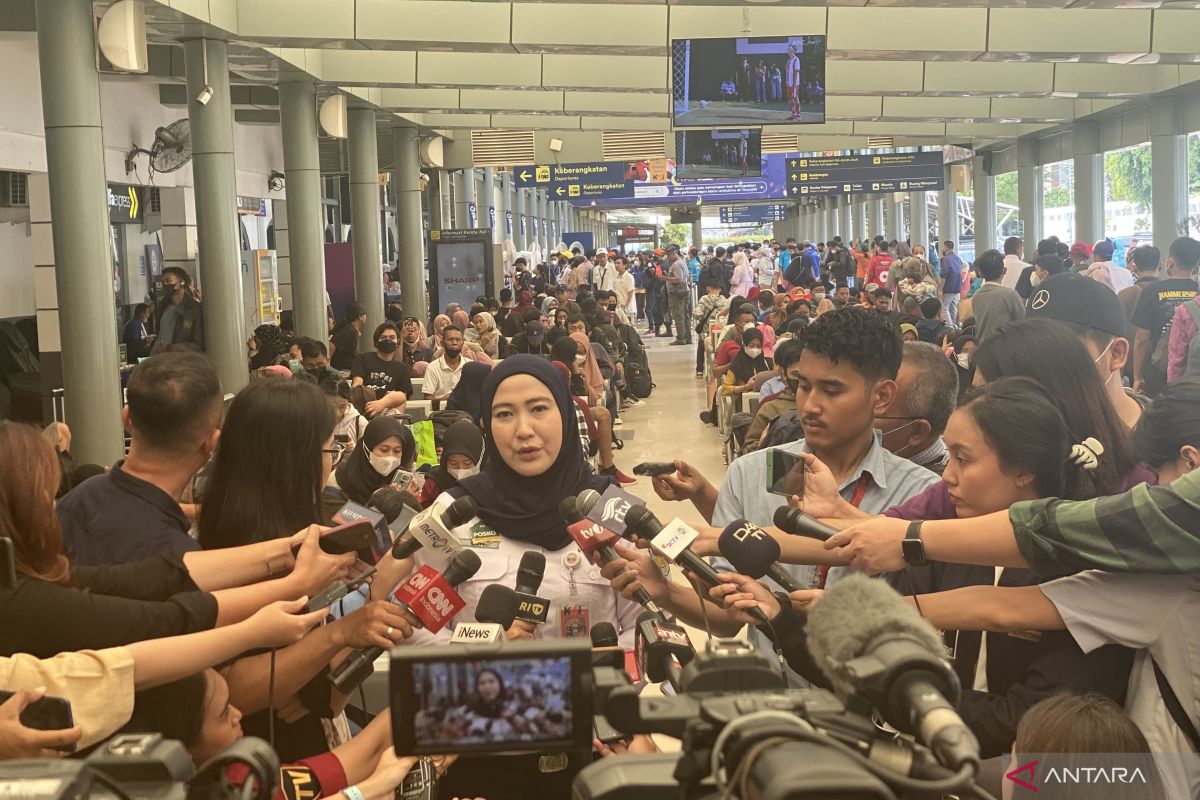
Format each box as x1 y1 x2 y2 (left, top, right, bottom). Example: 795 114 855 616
970 249 1025 342
666 244 692 346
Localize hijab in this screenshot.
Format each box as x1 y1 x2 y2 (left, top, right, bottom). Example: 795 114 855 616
453 355 611 549
513 291 535 316
429 315 451 350
445 360 492 423
731 328 769 384
452 309 471 331
474 311 500 356
334 416 415 504
570 331 604 406
427 420 486 493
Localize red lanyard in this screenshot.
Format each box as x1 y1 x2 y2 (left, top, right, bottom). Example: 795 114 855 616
815 474 872 589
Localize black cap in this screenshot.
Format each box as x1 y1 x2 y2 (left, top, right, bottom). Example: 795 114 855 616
1026 272 1128 338
525 320 545 340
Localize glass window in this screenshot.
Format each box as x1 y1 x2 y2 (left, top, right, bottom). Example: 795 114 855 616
1042 160 1074 243
1103 142 1152 265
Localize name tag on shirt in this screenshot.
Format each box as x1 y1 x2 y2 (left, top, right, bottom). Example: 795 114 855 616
469 522 500 549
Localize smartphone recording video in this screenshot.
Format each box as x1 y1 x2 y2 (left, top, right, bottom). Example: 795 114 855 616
767 448 806 497
391 641 591 755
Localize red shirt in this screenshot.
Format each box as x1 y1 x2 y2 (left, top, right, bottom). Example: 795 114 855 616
715 340 741 367
865 254 894 287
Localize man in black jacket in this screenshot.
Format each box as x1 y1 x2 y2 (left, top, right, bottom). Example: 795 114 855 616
152 267 204 354
701 246 728 296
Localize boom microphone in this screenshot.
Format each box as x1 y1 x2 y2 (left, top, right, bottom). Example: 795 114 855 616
513 551 550 624
773 506 839 542
807 574 980 772
718 520 804 593
328 549 482 694
562 494 663 619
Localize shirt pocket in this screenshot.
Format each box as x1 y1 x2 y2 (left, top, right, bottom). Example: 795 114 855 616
455 549 511 613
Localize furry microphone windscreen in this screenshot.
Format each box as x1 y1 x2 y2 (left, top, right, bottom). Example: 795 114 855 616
806 573 945 699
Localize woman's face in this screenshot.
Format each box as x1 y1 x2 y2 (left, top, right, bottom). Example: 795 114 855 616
192 670 243 767
371 434 407 460
941 409 1036 518
555 310 568 327
476 671 501 701
474 316 488 334
489 374 563 478
446 453 477 471
333 397 350 419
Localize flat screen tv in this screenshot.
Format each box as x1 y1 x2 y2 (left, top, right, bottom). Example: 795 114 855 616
671 36 826 127
675 129 763 180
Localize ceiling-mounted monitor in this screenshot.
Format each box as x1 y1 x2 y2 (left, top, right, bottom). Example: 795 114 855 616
671 36 826 128
675 129 762 180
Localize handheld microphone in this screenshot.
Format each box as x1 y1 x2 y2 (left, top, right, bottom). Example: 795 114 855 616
513 552 550 624
773 505 839 542
390 495 478 560
451 584 518 643
626 505 769 626
807 574 980 772
562 494 663 619
590 622 622 668
328 549 482 694
718 520 804 593
635 611 694 692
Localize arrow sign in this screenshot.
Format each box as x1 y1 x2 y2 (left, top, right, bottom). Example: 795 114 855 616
519 170 532 181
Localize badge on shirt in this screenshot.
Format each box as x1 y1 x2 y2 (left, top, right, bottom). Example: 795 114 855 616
557 599 591 638
469 522 500 549
182 319 193 330
279 766 321 800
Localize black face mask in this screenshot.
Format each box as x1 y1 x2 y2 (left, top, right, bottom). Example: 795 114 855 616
160 284 180 298
786 377 801 394
444 346 462 359
376 339 398 354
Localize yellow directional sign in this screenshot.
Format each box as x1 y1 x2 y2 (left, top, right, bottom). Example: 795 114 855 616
535 165 551 182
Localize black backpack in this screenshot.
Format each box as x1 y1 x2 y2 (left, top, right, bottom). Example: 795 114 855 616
626 351 654 398
760 410 805 450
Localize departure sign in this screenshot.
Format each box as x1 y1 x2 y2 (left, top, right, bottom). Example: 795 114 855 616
719 204 789 225
785 151 943 197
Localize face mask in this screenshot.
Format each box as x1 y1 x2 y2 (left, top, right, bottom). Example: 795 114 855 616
444 346 462 359
955 353 971 369
744 347 763 358
813 293 826 302
785 377 800 393
1030 272 1043 287
449 465 479 481
288 359 302 373
367 449 403 477
376 339 398 354
575 353 587 367
160 284 180 298
1094 339 1117 385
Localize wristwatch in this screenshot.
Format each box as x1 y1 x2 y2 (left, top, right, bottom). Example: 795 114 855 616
902 520 928 567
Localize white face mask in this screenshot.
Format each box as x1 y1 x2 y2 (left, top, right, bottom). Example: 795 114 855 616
744 347 763 359
1030 271 1043 287
448 465 479 481
367 447 403 477
955 352 971 369
575 353 587 367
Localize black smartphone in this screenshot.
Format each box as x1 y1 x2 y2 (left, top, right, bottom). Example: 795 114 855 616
633 462 676 477
290 519 377 556
0 691 75 752
766 449 806 497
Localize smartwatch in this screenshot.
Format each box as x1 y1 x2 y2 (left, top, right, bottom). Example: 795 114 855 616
902 520 928 567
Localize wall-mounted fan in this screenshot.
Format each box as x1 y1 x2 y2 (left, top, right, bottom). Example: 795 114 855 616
125 119 192 175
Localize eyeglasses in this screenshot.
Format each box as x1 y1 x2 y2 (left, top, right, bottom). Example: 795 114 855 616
322 441 348 466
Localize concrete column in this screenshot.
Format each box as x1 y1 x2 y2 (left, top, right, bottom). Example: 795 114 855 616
837 196 852 242
439 171 453 231
1073 122 1103 245
348 107 384 334
514 187 528 249
279 80 327 342
184 37 246 395
973 155 997 257
870 196 885 240
909 192 930 250
32 0 123 461
535 190 546 252
500 171 513 242
454 168 475 230
392 126 425 323
481 168 497 243
937 167 958 247
692 219 703 251
824 199 837 242
855 199 869 242
1151 96 1188 245
1016 138 1043 256
884 193 902 244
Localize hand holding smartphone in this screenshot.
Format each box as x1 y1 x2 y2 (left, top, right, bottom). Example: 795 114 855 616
290 519 377 557
0 689 80 755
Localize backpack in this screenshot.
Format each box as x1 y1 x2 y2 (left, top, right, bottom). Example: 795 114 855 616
1150 297 1184 371
626 351 654 398
760 410 806 450
427 409 475 452
1182 301 1200 378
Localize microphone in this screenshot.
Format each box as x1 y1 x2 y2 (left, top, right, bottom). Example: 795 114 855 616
562 494 663 619
328 549 482 694
773 505 839 542
590 622 622 668
390 495 478 560
513 552 550 624
451 584 518 643
634 611 694 692
625 505 769 626
718 520 804 593
807 574 980 772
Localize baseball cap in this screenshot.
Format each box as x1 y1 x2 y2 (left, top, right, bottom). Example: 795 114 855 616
1026 272 1127 338
1069 241 1093 258
863 282 880 293
525 320 545 341
899 323 918 338
1092 239 1116 261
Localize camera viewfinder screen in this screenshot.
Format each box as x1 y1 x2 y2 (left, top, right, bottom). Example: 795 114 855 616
672 36 826 127
409 657 575 750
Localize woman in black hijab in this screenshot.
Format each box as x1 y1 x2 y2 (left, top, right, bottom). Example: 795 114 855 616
724 327 771 396
417 420 484 508
331 416 416 505
445 360 491 424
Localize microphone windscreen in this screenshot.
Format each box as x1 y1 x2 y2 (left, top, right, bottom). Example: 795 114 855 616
577 488 602 516
444 495 478 528
443 549 483 586
476 585 519 627
368 486 419 523
635 609 659 627
623 504 656 535
590 621 619 649
806 574 945 699
516 551 546 594
558 496 582 523
717 520 781 580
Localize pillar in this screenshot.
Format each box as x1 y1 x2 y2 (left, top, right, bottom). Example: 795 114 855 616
937 167 958 247
909 192 930 250
973 155 997 257
1073 122 1103 246
439 171 453 231
184 37 246 394
348 107 384 333
837 196 851 242
853 199 867 242
514 187 528 249
33 0 123 462
454 168 475 230
871 195 885 240
536 190 547 253
1016 137 1042 256
500 171 513 242
279 80 327 342
884 193 901 244
824 199 837 243
480 168 497 243
1151 95 1188 246
392 126 425 323
692 219 703 252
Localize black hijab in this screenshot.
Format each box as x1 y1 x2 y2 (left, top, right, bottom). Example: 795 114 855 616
334 416 415 504
452 355 611 549
427 420 485 493
731 328 769 384
445 360 491 424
